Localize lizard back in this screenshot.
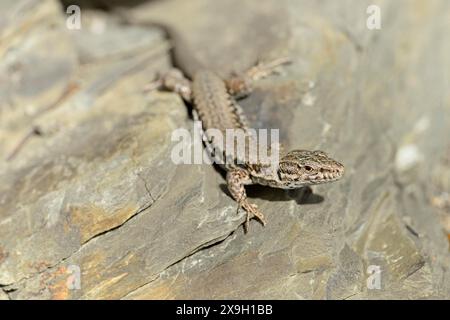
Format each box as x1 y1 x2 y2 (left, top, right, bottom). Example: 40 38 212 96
192 70 254 170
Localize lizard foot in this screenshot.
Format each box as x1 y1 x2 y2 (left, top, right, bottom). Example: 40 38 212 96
227 169 266 232
247 57 292 81
143 75 163 93
239 201 266 232
143 69 192 102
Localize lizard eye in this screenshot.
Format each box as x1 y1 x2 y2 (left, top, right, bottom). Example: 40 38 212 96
304 166 313 171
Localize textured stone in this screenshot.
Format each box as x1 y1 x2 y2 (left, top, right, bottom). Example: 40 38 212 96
0 0 449 299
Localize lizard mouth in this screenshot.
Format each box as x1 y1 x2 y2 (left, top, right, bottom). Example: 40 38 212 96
307 165 344 183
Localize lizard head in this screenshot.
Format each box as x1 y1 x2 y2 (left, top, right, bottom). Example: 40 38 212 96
277 150 344 188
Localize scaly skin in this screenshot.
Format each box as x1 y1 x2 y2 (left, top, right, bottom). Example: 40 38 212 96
148 25 344 231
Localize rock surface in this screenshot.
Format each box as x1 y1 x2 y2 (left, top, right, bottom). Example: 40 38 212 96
0 0 449 299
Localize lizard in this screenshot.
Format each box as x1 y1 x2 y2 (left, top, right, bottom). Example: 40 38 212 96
125 20 345 230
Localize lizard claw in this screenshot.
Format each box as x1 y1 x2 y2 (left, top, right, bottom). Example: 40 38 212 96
143 74 163 93
240 201 267 231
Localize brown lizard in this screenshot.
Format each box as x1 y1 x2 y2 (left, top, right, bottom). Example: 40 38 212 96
133 22 345 230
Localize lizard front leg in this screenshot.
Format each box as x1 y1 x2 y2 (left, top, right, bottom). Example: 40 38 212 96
226 168 267 231
225 57 291 97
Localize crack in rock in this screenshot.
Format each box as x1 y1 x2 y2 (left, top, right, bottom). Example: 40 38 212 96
1 180 163 292
119 230 235 299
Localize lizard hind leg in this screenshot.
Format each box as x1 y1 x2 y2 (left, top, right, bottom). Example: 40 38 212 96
226 168 267 231
225 57 291 98
247 57 292 81
144 68 193 102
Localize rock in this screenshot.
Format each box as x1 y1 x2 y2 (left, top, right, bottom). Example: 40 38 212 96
0 0 449 299
0 290 9 300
